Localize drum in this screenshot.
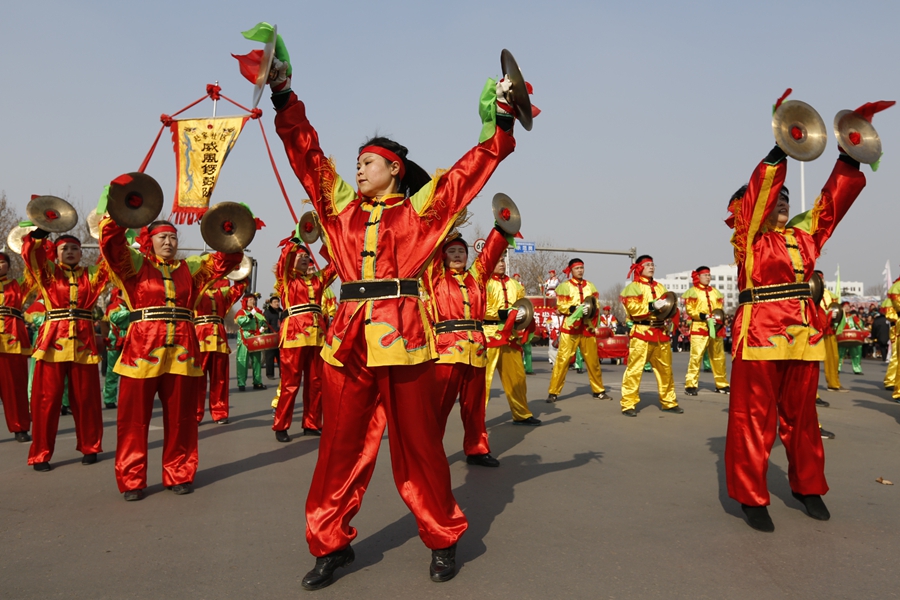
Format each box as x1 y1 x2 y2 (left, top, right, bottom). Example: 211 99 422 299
244 333 278 353
836 329 868 348
597 334 629 360
596 327 614 339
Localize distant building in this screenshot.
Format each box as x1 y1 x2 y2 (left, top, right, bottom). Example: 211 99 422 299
655 267 865 313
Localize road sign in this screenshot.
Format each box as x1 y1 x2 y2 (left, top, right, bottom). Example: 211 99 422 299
473 238 486 254
514 241 536 254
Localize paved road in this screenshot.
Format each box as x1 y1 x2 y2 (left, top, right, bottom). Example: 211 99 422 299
0 349 898 599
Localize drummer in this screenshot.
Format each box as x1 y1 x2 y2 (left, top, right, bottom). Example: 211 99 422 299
0 250 36 443
99 215 243 500
837 303 864 375
235 292 269 392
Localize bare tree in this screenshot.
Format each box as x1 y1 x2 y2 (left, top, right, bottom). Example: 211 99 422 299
600 282 627 325
507 240 570 296
0 191 26 281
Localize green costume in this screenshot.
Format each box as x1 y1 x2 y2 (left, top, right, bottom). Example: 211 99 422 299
837 312 864 374
103 305 130 406
236 303 268 388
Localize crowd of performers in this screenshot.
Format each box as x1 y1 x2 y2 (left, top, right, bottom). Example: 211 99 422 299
1 33 898 590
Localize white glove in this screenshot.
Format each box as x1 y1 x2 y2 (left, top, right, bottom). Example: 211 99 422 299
515 307 527 322
581 303 592 318
496 77 514 116
268 57 291 92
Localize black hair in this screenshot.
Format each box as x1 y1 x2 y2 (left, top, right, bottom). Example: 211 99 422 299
360 136 430 197
635 254 653 263
148 220 177 234
695 265 710 273
729 184 789 204
568 258 584 268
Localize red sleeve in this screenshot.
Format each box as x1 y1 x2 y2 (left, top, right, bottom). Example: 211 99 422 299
474 228 509 288
807 158 866 254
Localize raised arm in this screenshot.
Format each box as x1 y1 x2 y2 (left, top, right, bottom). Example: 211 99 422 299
473 227 511 289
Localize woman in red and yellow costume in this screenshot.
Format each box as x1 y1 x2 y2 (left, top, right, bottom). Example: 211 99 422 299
0 251 36 443
194 277 246 424
272 239 335 441
423 228 509 468
723 96 892 532
269 33 532 588
99 216 242 501
23 232 108 471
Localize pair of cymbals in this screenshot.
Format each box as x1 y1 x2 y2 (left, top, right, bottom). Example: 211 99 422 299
107 172 164 229
297 211 321 244
227 255 254 280
6 224 37 254
772 101 883 164
651 292 679 321
510 297 534 331
500 49 533 131
201 202 257 253
26 195 78 233
492 193 521 236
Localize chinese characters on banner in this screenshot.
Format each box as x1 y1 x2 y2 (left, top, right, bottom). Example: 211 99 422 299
168 116 248 223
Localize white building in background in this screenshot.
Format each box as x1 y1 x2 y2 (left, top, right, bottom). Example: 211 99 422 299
656 264 739 312
656 267 865 313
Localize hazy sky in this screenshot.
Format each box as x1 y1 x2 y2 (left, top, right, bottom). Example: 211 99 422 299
2 1 898 295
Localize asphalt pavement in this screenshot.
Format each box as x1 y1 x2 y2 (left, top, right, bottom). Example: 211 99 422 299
0 349 898 599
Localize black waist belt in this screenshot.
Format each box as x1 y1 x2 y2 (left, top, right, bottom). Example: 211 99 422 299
632 319 668 328
434 319 484 335
129 307 194 323
483 319 501 326
282 304 322 320
194 315 224 326
739 283 810 306
340 279 419 302
47 308 93 321
0 307 24 320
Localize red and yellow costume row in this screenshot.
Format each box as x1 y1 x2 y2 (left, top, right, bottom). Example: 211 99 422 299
99 217 242 493
484 271 535 422
682 276 729 391
275 84 514 554
619 274 678 411
23 235 108 465
195 279 246 423
547 273 607 397
724 146 865 507
0 259 35 438
424 228 508 457
819 287 842 391
273 242 335 434
886 278 900 398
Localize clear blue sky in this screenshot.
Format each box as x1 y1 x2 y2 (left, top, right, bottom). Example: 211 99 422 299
2 0 898 294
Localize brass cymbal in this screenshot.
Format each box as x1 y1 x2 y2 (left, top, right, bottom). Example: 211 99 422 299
772 100 827 162
834 109 883 164
6 224 37 254
711 308 726 325
651 291 679 321
201 202 256 253
511 297 534 331
26 196 78 233
492 193 521 236
500 49 533 131
808 272 824 306
107 172 164 229
583 296 600 319
87 211 103 240
227 255 254 280
298 211 321 244
253 23 278 109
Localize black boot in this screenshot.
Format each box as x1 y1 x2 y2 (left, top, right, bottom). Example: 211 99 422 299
81 453 98 465
14 431 31 443
301 546 355 590
430 543 457 582
741 504 774 532
275 430 291 443
791 492 830 520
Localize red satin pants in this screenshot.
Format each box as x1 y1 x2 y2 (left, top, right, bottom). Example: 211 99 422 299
28 360 103 464
197 351 230 423
0 353 30 433
434 362 490 456
305 354 467 556
115 374 200 493
725 357 827 506
274 346 322 432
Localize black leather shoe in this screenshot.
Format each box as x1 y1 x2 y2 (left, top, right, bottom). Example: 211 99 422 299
60 405 70 416
576 368 584 374
170 483 194 495
819 427 836 439
684 387 698 396
430 543 457 583
104 402 117 409
303 428 322 436
466 453 500 467
123 489 145 502
33 461 51 472
238 385 246 392
301 546 355 591
215 418 230 425
741 504 774 532
715 386 730 394
14 431 31 443
275 430 291 442
592 391 613 400
81 453 98 465
622 409 637 417
792 492 830 520
661 405 684 414
546 394 558 403
512 417 541 426
253 383 267 390
815 397 830 408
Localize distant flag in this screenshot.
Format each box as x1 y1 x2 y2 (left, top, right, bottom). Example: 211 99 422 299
835 264 841 303
884 260 893 296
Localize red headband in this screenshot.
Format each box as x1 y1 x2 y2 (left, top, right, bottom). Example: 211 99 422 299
54 236 81 250
359 146 405 180
563 261 584 277
443 238 467 252
136 224 177 256
691 268 710 287
627 258 652 280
